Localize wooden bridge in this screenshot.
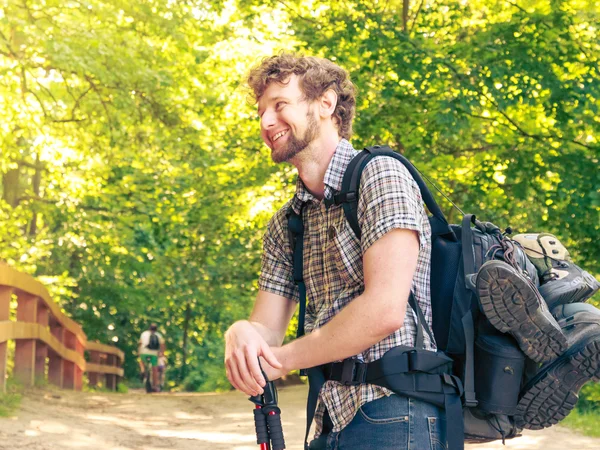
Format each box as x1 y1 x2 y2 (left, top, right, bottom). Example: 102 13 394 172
0 263 123 391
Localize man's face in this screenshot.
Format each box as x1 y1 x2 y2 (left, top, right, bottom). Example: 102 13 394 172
257 75 319 163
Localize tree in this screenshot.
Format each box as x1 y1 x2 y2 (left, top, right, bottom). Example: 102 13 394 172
1 0 598 391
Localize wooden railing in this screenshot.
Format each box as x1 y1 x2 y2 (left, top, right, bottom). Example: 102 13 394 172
0 263 124 392
86 341 124 390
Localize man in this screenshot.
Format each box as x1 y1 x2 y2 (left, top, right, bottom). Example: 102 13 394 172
225 54 443 449
138 323 166 392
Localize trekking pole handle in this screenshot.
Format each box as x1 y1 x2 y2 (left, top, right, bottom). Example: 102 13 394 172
265 406 285 450
248 360 285 450
253 404 271 450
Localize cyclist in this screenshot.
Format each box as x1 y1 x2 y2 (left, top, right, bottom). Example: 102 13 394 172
138 323 165 392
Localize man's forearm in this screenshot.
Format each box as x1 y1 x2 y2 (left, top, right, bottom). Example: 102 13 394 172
278 290 407 371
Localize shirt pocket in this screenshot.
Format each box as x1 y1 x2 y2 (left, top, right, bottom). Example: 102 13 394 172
324 219 363 286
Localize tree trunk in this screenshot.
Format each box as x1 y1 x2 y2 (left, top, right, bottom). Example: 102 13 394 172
29 152 42 236
402 0 410 33
2 168 20 207
180 301 192 383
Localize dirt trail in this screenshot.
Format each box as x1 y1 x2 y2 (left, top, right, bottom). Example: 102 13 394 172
0 385 598 449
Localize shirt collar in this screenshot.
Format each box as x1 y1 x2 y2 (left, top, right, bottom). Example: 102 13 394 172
290 139 358 213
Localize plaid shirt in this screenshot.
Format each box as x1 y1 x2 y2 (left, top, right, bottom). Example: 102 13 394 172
258 139 434 436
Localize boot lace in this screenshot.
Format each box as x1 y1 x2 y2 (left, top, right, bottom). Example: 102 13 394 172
514 245 570 283
485 238 537 289
486 237 520 272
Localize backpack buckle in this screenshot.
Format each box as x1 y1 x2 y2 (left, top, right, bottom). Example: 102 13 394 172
463 390 478 408
405 350 416 372
339 359 367 386
331 191 357 206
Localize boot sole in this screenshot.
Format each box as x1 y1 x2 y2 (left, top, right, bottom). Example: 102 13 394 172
515 336 600 429
477 261 568 363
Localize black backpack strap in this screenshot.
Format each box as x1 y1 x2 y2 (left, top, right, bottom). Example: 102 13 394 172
336 149 372 238
303 366 326 450
409 293 434 350
287 205 322 450
334 145 456 240
461 311 477 407
335 145 444 349
287 205 306 339
459 214 479 408
461 214 477 284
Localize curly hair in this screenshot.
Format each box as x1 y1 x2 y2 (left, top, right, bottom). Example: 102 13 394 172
247 54 357 140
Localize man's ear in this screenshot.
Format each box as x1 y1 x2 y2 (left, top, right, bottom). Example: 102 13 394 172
319 89 338 119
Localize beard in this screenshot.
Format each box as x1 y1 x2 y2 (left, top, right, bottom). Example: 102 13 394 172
271 110 319 163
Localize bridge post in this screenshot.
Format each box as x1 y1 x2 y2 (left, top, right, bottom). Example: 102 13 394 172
35 305 49 383
63 330 77 390
74 339 84 391
14 293 38 386
116 355 122 387
106 354 117 390
0 287 13 393
48 321 64 388
88 351 100 387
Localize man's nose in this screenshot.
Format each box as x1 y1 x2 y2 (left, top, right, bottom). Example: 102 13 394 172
261 110 276 129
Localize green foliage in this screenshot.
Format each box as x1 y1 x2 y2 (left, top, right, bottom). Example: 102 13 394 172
573 382 600 412
116 383 129 394
561 408 600 437
1 0 599 394
0 379 23 418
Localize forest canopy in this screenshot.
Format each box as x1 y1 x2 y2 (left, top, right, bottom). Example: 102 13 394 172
1 0 598 391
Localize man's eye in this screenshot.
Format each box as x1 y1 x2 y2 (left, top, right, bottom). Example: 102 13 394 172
275 102 286 110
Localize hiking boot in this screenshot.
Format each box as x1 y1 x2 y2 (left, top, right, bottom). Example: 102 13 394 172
476 260 567 363
513 233 600 309
515 303 600 429
539 263 600 310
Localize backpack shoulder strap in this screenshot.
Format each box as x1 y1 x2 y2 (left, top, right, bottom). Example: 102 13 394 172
286 204 307 339
332 145 447 345
334 145 456 241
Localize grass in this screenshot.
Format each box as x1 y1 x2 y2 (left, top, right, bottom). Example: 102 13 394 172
0 379 23 418
560 408 600 437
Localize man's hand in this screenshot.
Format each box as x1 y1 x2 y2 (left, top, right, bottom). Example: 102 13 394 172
258 346 290 382
225 320 283 396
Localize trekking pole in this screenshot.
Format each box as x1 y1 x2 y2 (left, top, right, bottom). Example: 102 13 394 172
249 363 286 450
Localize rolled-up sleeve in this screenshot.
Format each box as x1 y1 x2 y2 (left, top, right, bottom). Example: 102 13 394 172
258 208 299 302
358 156 428 255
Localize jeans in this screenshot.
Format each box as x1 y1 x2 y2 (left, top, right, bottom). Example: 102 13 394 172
309 395 446 450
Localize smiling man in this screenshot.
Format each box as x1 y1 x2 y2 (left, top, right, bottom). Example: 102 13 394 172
224 54 443 450
259 83 321 164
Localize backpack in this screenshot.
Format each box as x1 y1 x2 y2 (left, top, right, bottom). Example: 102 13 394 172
288 145 532 450
147 332 160 351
